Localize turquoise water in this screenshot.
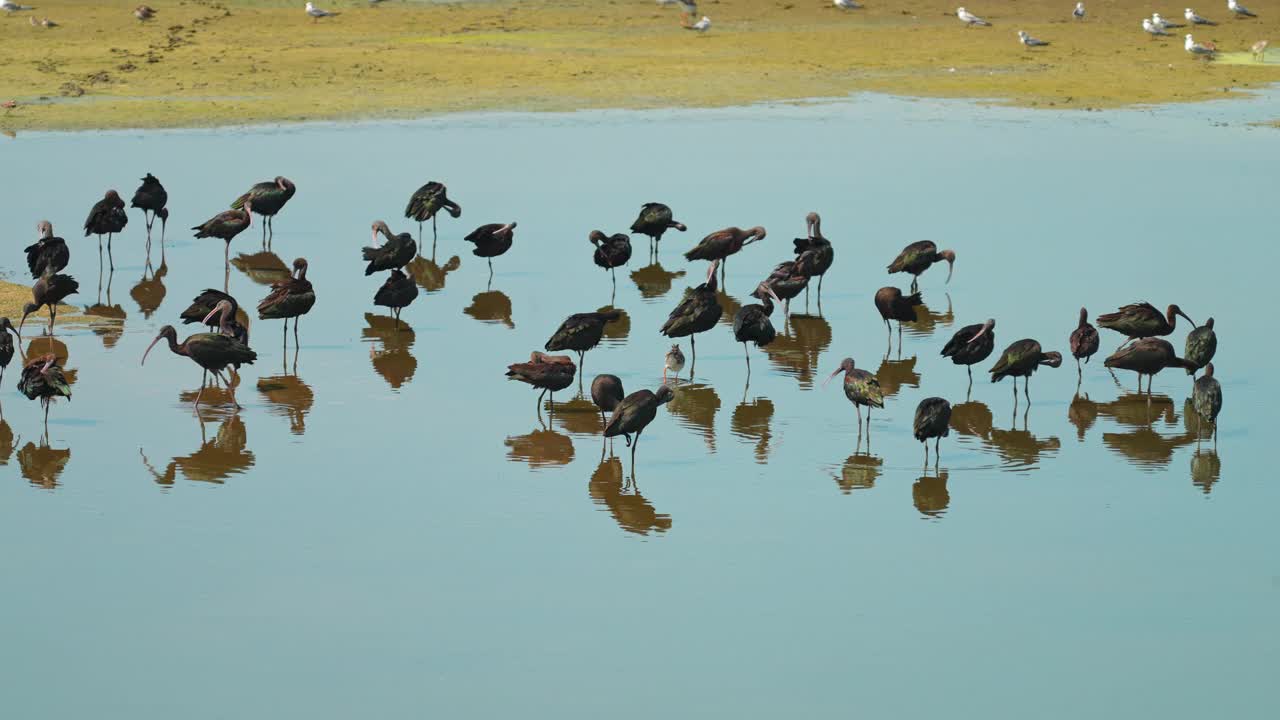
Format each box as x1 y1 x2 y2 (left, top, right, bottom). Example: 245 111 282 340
0 94 1275 718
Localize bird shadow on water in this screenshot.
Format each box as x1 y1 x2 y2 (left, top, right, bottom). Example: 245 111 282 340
256 348 313 436
597 305 630 347
833 432 883 495
589 454 672 537
463 289 514 329
16 437 71 490
949 399 1060 473
140 411 254 487
362 313 417 390
630 262 686 303
875 349 920 399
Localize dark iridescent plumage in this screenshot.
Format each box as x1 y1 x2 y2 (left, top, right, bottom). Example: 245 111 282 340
684 226 766 267
1069 307 1100 373
629 203 686 250
1184 318 1217 376
887 240 955 290
793 212 833 298
591 374 625 429
404 181 461 242
913 397 952 463
142 325 258 407
131 172 168 243
940 319 995 381
363 221 416 275
1103 338 1194 392
193 206 252 267
0 318 17 388
589 230 632 273
991 339 1062 399
604 385 675 467
258 258 316 324
83 190 128 238
755 260 808 316
825 357 884 432
661 260 723 370
231 176 296 217
18 354 72 425
507 351 577 413
19 273 79 335
734 282 781 375
24 221 69 279
465 222 517 272
373 269 418 322
1192 363 1222 444
180 289 248 342
1096 302 1193 344
545 310 622 363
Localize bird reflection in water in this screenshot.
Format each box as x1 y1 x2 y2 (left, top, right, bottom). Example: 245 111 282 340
715 290 743 331
989 402 1061 472
589 455 672 536
130 254 168 319
84 267 126 350
875 350 920 399
505 418 575 469
762 312 832 388
231 251 291 287
913 470 950 519
1190 449 1221 495
24 337 77 388
552 396 607 437
256 349 313 435
1068 392 1098 441
464 289 514 329
730 394 774 464
666 381 719 452
407 254 461 295
948 399 993 444
1099 393 1196 469
903 293 955 339
597 305 630 347
362 313 417 390
0 419 14 464
630 262 686 303
835 443 882 495
18 439 71 490
140 412 254 486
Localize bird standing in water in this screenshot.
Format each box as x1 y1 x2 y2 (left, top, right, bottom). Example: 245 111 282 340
1069 308 1100 377
258 258 317 347
913 397 952 466
589 230 632 292
507 351 577 416
887 240 955 292
733 282 783 379
664 344 685 383
793 211 834 305
990 339 1062 401
373 269 418 323
19 273 79 336
544 310 623 377
404 181 461 251
590 374 625 434
83 189 128 271
604 384 675 471
18 354 72 431
1192 363 1222 447
193 202 253 287
941 318 995 386
0 318 19 389
231 176 295 248
630 202 686 259
661 259 723 376
1183 318 1217 376
1103 338 1195 393
24 221 69 278
130 173 168 254
1096 302 1194 352
874 286 922 352
142 325 258 409
684 226 766 285
465 222 517 277
825 357 885 433
363 220 416 275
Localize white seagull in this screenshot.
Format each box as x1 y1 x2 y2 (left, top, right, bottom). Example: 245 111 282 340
1143 18 1172 37
957 7 991 27
1153 13 1185 30
834 0 863 9
1018 30 1050 47
1 1 35 12
1185 33 1217 58
305 2 338 22
1074 2 1086 20
1228 0 1256 18
685 15 711 32
1185 8 1218 24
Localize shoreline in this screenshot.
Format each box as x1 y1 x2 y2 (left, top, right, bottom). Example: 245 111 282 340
2 0 1279 133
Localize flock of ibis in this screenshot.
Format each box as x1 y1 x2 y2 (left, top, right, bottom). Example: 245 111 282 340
2 171 1224 471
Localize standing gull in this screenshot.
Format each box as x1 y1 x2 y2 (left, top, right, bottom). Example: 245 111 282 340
305 3 338 22
1018 30 1050 47
1144 18 1172 37
2 1 35 13
834 0 862 9
1153 13 1185 30
1185 7 1217 24
1074 2 1086 21
1185 33 1217 59
1228 0 1256 19
957 7 991 27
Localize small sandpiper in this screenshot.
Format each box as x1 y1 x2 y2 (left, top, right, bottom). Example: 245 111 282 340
664 344 686 382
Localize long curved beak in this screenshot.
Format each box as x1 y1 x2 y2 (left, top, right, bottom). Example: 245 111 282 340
203 307 220 325
371 229 380 247
967 324 988 344
17 313 29 337
765 285 782 305
1178 309 1196 327
822 368 842 389
945 259 954 284
141 334 163 366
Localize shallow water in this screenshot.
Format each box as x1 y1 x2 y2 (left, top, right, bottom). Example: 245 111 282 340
0 94 1275 718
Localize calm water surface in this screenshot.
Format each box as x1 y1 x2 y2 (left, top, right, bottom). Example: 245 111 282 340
0 95 1275 718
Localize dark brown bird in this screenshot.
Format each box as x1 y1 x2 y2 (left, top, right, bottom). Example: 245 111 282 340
824 357 885 432
374 268 418 322
179 289 249 345
363 220 415 275
661 259 723 373
589 230 632 288
684 226 766 280
231 177 295 247
258 257 316 346
1103 338 1195 393
734 282 782 377
629 202 686 256
887 240 955 292
604 384 675 469
19 274 79 336
0 317 18 388
1192 363 1222 447
544 310 622 373
404 181 461 246
83 189 128 270
913 397 952 465
591 374 625 431
1184 318 1217 376
130 173 167 250
940 318 995 383
201 300 256 378
17 354 72 429
142 325 258 408
507 351 577 414
1096 302 1194 352
874 286 922 349
24 220 69 279
755 260 809 319
793 211 834 302
990 339 1062 400
192 202 253 271
465 222 517 275
1069 307 1100 376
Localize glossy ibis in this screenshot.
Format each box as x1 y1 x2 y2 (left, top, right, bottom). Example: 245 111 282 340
232 176 295 248
202 300 256 378
793 211 834 303
991 339 1062 400
1103 338 1195 393
914 397 953 465
733 282 783 378
130 173 168 251
19 274 79 336
1184 318 1217 376
664 344 685 382
629 202 686 257
661 259 723 375
684 226 765 282
180 289 249 345
142 325 258 408
824 357 885 432
192 202 253 279
887 240 955 292
374 268 418 322
941 318 996 384
756 260 809 319
83 189 128 270
1096 302 1194 352
404 181 461 248
507 351 577 415
589 230 632 290
24 220 69 278
465 222 517 276
1069 307 1100 376
591 374 625 432
17 354 72 429
364 221 415 275
1192 363 1222 447
0 318 17 388
874 286 922 351
258 257 316 346
604 384 675 470
544 310 622 374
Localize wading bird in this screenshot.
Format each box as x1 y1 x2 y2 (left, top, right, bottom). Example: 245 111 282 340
1069 308 1100 375
756 260 809 320
684 226 765 282
231 177 295 247
24 221 69 278
825 357 885 433
589 230 632 289
0 318 18 388
465 222 516 276
630 203 686 257
544 310 623 374
131 173 167 251
1186 7 1217 24
202 300 257 377
258 258 316 346
180 289 248 344
793 211 833 303
404 181 461 248
1104 337 1195 392
591 374 625 432
142 325 258 408
661 260 723 374
1184 318 1216 376
914 397 952 465
604 384 675 470
17 354 71 429
887 240 955 292
957 7 991 26
507 351 577 414
1096 302 1194 351
19 273 79 336
83 189 128 270
990 339 1062 400
364 221 415 275
941 318 996 384
1192 363 1222 446
664 344 685 382
374 268 418 323
733 282 783 377
193 202 252 277
1018 30 1050 47
874 286 922 350
1251 39 1268 60
1228 0 1256 19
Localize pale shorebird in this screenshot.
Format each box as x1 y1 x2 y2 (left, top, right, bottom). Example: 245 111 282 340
1252 39 1269 61
40 15 55 26
1074 2 1086 20
134 5 156 21
1153 13 1185 29
664 344 686 382
1018 30 1050 47
1143 18 1172 37
1185 8 1218 24
305 2 339 22
684 15 711 32
1 1 35 13
1228 0 1256 18
834 0 863 9
957 7 991 27
1185 33 1217 59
